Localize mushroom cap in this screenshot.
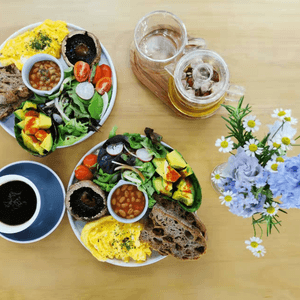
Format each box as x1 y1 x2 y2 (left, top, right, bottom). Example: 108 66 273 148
61 30 101 67
65 180 108 221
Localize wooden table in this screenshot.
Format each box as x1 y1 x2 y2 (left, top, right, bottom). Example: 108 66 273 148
1 1 300 299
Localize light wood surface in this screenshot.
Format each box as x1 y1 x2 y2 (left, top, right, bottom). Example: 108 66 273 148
1 1 300 299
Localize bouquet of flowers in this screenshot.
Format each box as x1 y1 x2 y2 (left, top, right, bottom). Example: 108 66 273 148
212 97 300 257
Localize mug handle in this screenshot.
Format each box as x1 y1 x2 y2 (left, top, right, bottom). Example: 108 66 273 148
184 37 207 54
225 85 245 102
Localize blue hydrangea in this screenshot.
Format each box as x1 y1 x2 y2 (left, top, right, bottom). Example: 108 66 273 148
268 154 300 209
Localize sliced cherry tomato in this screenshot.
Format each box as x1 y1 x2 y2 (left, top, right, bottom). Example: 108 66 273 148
74 165 93 181
100 64 112 78
74 61 90 82
95 77 112 95
92 65 103 85
83 154 98 169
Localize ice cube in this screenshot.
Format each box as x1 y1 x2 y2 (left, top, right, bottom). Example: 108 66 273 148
200 81 212 93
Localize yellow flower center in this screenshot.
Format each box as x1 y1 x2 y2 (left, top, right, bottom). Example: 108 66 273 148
214 174 221 180
278 111 286 117
249 144 258 152
284 117 291 122
247 120 256 128
273 142 281 149
221 140 229 148
250 241 259 248
276 157 284 163
267 206 276 214
281 137 290 145
224 195 232 202
271 163 278 171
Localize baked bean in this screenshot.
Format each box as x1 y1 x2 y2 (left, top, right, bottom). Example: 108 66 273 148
32 84 37 89
119 210 126 217
111 184 145 219
134 210 140 216
29 60 60 91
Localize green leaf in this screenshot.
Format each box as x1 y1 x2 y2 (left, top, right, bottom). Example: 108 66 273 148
108 125 118 138
88 92 104 120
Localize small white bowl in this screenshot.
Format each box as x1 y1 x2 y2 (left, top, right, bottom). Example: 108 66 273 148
107 180 148 224
22 54 64 96
0 175 41 234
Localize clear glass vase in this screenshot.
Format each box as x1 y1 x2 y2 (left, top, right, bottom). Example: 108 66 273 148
210 162 228 194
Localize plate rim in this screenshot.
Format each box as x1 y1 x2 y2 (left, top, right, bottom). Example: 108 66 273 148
67 138 168 267
0 160 66 244
0 21 117 148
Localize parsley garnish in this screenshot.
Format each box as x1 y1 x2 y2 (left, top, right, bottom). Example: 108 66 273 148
29 31 52 51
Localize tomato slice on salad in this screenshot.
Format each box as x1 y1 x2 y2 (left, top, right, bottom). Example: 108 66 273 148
92 65 102 85
95 77 112 95
100 64 112 78
74 61 90 82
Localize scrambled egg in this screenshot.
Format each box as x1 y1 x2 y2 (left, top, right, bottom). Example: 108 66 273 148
81 216 152 263
0 19 69 70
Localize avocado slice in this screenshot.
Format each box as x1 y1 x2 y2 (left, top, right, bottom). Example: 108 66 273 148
16 120 25 130
21 130 44 155
152 176 172 197
14 109 26 121
40 133 53 152
152 157 165 168
179 164 194 178
166 150 187 169
155 159 181 183
177 178 195 194
172 190 194 206
38 113 52 129
22 101 37 111
24 116 39 135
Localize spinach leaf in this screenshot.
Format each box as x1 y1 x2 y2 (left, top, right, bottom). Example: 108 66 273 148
88 92 103 120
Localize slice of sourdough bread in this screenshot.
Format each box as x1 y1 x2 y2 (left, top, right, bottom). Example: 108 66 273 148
140 194 207 260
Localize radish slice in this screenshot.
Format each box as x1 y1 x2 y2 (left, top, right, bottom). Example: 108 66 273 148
136 148 153 162
106 143 124 156
76 82 94 100
114 165 145 182
100 92 109 119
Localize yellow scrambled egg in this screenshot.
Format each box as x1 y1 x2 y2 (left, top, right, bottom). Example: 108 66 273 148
0 19 69 70
81 216 151 263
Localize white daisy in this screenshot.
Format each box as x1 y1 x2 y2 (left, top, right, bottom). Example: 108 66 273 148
243 139 263 157
271 108 291 120
265 160 279 173
267 140 281 151
245 237 263 252
262 202 279 216
211 170 223 184
274 125 297 151
253 245 266 258
284 116 298 125
243 115 261 132
219 190 236 207
215 136 234 153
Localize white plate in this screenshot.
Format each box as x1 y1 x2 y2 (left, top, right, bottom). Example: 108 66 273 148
67 139 167 267
0 22 117 148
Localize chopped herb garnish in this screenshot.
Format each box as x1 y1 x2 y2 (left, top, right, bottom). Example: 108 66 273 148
29 31 52 51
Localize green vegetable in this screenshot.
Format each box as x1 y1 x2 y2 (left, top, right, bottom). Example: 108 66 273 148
108 125 118 138
96 168 119 184
64 66 74 78
89 64 97 83
148 197 156 208
141 137 168 158
123 133 145 149
92 180 116 192
88 92 104 120
29 31 52 50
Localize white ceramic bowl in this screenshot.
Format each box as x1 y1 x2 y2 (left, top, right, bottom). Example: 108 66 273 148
0 174 41 234
107 180 148 224
22 53 64 96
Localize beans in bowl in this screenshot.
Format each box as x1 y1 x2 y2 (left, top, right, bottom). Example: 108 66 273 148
111 184 145 219
29 60 61 91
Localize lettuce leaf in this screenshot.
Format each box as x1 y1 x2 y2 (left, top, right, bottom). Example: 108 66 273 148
88 92 103 120
123 133 145 149
141 137 168 158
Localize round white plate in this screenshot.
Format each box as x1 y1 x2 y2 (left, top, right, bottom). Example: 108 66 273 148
67 139 167 267
0 22 117 148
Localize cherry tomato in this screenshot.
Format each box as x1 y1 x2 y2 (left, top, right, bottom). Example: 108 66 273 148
92 65 103 85
74 61 90 82
100 64 112 78
95 77 112 95
74 165 93 181
83 154 98 169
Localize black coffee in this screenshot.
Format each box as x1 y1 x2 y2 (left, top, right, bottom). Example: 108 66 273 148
0 180 37 225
